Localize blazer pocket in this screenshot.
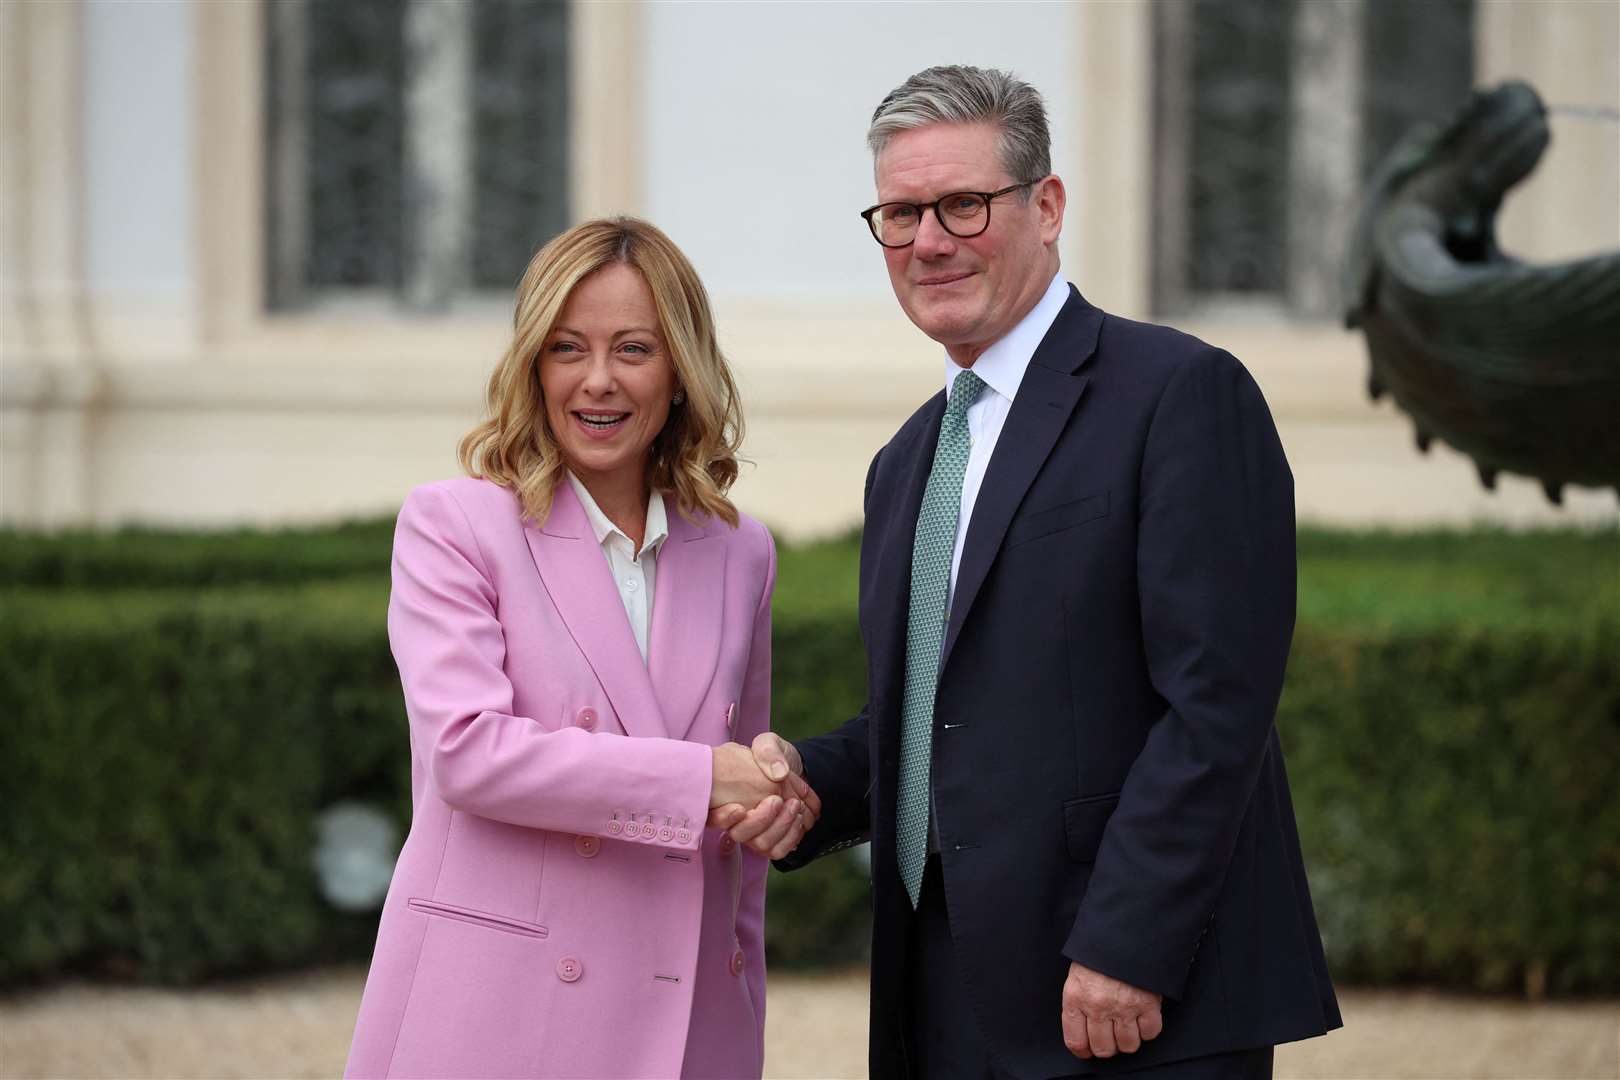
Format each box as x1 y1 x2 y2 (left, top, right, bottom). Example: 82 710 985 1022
1005 491 1110 549
407 898 550 939
1062 792 1121 864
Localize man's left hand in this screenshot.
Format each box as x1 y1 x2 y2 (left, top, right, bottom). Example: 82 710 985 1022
1061 961 1163 1059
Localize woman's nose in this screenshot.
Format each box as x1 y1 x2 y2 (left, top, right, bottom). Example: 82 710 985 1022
580 354 617 394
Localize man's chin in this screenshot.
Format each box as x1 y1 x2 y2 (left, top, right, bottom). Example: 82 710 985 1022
904 300 982 346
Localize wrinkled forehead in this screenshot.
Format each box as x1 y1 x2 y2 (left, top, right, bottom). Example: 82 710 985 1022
873 121 1010 198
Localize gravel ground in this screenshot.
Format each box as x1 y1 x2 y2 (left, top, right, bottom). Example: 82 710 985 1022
1 968 1615 1079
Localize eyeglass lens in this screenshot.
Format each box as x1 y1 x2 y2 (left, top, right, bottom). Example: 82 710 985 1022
872 192 991 245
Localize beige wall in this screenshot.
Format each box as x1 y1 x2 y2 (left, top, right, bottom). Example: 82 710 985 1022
1478 0 1620 263
722 305 1620 537
2 0 1615 537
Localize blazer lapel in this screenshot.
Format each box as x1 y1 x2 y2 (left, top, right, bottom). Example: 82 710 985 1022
939 288 1103 672
867 395 946 727
524 482 669 739
648 506 726 742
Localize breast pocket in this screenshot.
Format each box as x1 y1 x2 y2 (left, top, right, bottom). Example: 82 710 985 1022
1005 490 1110 549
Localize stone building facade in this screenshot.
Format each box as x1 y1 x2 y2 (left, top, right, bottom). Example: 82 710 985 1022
3 1 1616 536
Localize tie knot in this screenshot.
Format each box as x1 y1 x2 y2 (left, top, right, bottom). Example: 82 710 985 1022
946 370 988 419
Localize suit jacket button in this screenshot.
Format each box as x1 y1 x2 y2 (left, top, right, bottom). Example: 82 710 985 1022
729 949 745 977
575 707 598 730
607 821 622 835
640 822 658 839
659 826 674 842
676 828 692 844
719 834 736 855
574 835 600 858
556 956 583 983
725 702 737 734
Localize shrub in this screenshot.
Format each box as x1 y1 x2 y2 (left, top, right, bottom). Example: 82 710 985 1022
0 582 875 983
0 520 394 588
1 524 1615 992
0 589 402 983
1282 621 1619 995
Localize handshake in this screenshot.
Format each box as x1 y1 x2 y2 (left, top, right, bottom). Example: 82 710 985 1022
707 735 821 860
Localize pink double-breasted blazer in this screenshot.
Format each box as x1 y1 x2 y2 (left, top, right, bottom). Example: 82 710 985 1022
345 477 774 1079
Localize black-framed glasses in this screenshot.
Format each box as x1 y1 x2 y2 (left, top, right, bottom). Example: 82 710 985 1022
860 181 1035 248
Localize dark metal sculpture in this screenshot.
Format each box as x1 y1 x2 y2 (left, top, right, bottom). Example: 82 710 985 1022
1343 81 1620 503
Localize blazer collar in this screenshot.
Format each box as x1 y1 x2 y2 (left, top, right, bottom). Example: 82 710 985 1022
940 286 1101 670
564 471 670 560
527 482 725 742
647 503 726 741
866 395 946 729
1033 284 1103 376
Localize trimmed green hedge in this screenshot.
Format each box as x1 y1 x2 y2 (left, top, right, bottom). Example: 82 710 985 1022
1282 621 1618 994
2 523 1616 992
0 588 403 983
0 520 394 588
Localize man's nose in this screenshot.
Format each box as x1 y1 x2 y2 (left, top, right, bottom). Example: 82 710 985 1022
912 208 957 259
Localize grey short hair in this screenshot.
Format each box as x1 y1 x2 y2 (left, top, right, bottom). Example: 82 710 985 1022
867 65 1051 185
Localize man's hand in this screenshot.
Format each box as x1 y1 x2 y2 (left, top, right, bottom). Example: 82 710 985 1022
707 733 822 859
1061 961 1164 1059
710 741 791 808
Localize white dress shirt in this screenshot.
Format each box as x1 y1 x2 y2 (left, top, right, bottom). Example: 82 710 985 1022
566 472 670 663
943 272 1071 604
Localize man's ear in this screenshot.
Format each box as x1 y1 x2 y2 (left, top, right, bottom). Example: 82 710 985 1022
1036 174 1067 245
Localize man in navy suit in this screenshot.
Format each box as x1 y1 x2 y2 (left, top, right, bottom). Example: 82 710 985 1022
725 65 1341 1079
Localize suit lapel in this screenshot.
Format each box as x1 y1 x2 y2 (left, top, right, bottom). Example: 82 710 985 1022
524 482 669 739
867 395 945 727
939 288 1103 671
648 507 726 742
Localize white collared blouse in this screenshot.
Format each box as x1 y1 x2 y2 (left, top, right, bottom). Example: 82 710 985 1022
565 472 670 663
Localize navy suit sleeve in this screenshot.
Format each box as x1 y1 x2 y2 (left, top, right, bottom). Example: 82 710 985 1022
1063 347 1297 1000
774 708 874 871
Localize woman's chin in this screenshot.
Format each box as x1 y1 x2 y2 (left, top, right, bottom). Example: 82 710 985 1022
563 447 647 486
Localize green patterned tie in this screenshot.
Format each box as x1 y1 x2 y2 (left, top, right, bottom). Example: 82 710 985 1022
897 369 987 906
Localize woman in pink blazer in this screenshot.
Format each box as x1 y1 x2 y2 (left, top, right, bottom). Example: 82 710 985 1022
346 218 818 1079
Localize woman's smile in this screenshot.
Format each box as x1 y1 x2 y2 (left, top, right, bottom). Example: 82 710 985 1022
573 409 632 437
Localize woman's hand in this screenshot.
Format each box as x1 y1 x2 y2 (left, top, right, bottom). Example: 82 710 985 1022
707 735 822 859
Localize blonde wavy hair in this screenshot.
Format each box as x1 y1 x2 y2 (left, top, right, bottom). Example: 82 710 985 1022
459 218 743 528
